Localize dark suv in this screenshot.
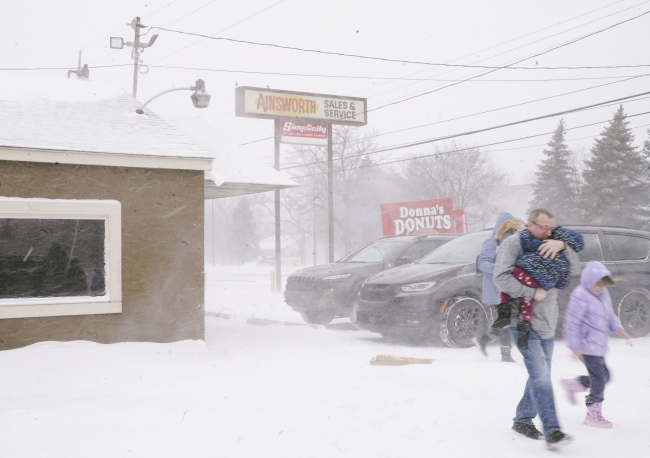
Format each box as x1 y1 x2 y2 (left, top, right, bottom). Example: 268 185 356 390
284 235 457 325
354 226 650 347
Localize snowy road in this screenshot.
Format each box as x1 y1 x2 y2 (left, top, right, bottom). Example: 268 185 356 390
1 264 648 457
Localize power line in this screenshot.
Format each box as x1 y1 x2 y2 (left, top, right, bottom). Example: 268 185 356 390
369 10 650 113
280 90 650 170
246 76 650 151
9 63 650 83
107 0 287 82
88 0 219 66
150 10 650 72
49 0 181 72
142 65 650 82
373 75 650 139
0 64 133 71
287 118 650 180
358 0 650 100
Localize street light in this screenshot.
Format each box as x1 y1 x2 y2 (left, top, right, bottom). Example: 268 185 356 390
135 79 211 114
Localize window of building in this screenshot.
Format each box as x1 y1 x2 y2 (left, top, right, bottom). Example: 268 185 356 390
0 197 121 319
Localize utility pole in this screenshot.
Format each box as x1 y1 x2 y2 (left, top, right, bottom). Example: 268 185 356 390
131 17 143 98
110 18 158 98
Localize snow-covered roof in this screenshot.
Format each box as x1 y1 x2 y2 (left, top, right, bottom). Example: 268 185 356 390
0 75 298 198
0 74 214 170
161 116 297 199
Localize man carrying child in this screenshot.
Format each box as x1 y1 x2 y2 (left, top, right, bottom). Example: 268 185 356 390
493 208 580 449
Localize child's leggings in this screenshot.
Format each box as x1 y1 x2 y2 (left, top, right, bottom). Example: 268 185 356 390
499 266 540 322
578 355 611 406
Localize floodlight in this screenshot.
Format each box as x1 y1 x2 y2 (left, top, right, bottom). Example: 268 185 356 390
110 37 124 49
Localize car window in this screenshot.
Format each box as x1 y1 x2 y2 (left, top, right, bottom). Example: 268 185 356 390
419 233 489 264
606 234 650 261
340 240 408 263
578 233 604 262
396 240 446 263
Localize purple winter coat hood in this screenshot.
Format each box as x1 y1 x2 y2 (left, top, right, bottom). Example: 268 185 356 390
580 260 613 292
563 261 624 357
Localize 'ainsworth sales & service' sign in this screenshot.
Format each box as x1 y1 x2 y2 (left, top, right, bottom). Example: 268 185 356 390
380 198 468 236
235 86 367 125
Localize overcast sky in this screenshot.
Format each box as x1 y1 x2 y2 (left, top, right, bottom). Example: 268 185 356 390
3 0 650 184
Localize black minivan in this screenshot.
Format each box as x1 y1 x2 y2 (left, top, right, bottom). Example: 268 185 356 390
354 226 650 347
284 235 456 325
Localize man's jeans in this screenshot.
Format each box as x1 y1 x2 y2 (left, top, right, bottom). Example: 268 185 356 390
508 327 561 436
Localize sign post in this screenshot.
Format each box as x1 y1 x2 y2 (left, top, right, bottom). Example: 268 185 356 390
235 87 367 289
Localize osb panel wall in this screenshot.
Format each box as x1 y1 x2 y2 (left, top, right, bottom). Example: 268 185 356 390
0 161 204 350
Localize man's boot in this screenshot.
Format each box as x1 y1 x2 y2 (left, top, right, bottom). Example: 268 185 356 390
584 402 613 428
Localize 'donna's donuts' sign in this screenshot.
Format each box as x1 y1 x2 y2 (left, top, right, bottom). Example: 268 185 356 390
380 198 468 236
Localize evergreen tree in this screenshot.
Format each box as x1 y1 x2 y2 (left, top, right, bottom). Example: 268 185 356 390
528 119 579 223
581 105 650 229
642 128 650 160
227 197 259 265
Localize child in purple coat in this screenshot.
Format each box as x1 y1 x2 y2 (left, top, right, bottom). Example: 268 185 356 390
561 261 630 428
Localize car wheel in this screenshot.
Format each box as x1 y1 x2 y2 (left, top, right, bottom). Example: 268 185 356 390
440 297 488 348
617 290 650 338
300 309 336 325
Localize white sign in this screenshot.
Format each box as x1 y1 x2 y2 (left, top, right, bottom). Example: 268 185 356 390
280 121 328 146
235 87 367 126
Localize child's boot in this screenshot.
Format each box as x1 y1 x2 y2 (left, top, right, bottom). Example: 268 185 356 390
492 300 514 329
560 378 586 406
516 321 532 350
584 402 613 428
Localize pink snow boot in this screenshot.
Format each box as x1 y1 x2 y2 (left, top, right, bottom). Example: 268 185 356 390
560 378 586 406
584 402 613 428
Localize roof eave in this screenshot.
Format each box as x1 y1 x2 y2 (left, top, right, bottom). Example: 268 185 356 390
0 146 213 171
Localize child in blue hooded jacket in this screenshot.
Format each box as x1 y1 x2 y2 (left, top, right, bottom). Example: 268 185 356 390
561 261 631 428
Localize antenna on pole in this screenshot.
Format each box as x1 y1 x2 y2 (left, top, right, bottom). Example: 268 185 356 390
67 49 89 80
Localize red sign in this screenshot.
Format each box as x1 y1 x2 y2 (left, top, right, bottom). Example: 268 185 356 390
280 121 328 146
380 198 468 236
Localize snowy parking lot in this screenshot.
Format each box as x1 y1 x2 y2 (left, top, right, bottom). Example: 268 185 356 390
1 264 649 457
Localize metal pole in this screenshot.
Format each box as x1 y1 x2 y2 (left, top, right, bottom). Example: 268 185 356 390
133 17 141 98
327 123 334 262
313 181 317 266
274 119 282 292
212 199 216 266
77 49 82 71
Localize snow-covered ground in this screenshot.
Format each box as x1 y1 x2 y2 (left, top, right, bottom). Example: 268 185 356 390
1 263 649 457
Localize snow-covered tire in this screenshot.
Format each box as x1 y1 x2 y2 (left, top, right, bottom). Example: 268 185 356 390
617 289 650 338
440 297 489 348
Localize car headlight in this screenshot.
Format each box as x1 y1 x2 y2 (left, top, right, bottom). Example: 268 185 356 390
323 274 352 280
400 282 436 292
